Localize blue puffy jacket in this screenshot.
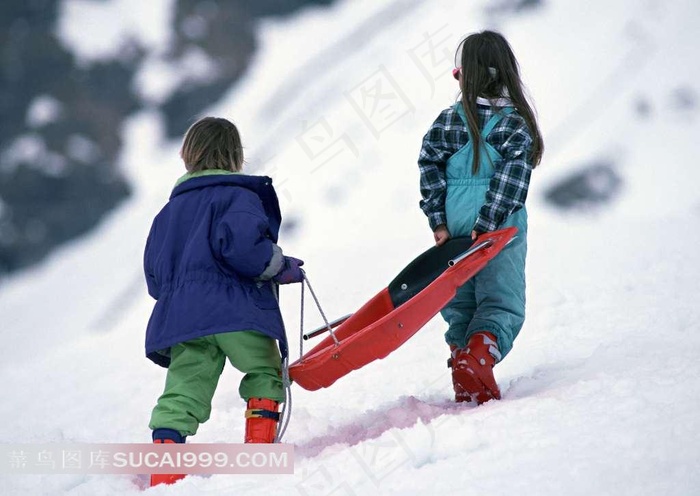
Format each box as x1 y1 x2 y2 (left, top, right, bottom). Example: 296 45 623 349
144 171 287 367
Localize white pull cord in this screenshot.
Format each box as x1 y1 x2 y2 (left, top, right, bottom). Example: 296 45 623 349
300 270 339 347
273 271 335 443
275 354 292 443
271 281 292 443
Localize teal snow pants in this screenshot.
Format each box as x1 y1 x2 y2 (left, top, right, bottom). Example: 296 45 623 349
149 330 284 436
441 104 527 360
441 222 526 359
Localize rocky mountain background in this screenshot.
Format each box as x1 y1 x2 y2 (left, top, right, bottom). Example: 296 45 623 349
0 0 334 276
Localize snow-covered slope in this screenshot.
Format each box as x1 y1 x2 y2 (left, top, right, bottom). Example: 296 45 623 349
2 0 699 495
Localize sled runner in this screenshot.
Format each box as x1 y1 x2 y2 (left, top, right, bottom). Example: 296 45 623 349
288 227 518 391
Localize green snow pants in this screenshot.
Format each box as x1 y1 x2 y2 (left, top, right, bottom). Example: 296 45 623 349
149 330 284 436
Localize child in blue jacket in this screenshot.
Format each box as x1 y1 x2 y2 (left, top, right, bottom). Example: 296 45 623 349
143 116 303 485
418 31 544 405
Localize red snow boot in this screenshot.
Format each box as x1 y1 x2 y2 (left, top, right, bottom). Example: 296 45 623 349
150 429 186 487
245 398 280 443
448 332 502 404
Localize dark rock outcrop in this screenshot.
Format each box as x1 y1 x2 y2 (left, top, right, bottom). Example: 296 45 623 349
0 0 335 275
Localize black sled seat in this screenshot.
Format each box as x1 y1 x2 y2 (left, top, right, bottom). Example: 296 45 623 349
388 237 474 308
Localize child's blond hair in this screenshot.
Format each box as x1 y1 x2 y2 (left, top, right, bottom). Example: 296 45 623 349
180 117 244 172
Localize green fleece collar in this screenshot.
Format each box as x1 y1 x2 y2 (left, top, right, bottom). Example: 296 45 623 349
175 169 241 188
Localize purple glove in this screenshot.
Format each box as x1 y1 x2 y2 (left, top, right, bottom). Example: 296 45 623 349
273 256 305 284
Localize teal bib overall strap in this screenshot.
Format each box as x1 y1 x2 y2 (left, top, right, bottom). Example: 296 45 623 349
445 103 515 237
441 102 527 360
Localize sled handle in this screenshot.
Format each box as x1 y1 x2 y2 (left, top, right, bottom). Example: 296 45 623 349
448 239 494 266
303 313 354 341
448 235 517 267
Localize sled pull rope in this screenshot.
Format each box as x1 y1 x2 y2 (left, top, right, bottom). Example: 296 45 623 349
270 281 291 443
300 270 340 355
275 354 292 443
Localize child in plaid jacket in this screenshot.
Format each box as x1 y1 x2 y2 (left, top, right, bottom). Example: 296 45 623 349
418 30 543 404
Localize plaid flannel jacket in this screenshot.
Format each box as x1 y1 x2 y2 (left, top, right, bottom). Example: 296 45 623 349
418 103 534 232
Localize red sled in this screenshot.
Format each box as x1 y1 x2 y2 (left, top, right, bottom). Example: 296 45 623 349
288 227 518 391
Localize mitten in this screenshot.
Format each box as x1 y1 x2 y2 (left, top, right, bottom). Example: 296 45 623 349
273 256 304 284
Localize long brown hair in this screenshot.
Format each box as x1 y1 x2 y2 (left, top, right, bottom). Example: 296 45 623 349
457 30 544 173
180 117 244 172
